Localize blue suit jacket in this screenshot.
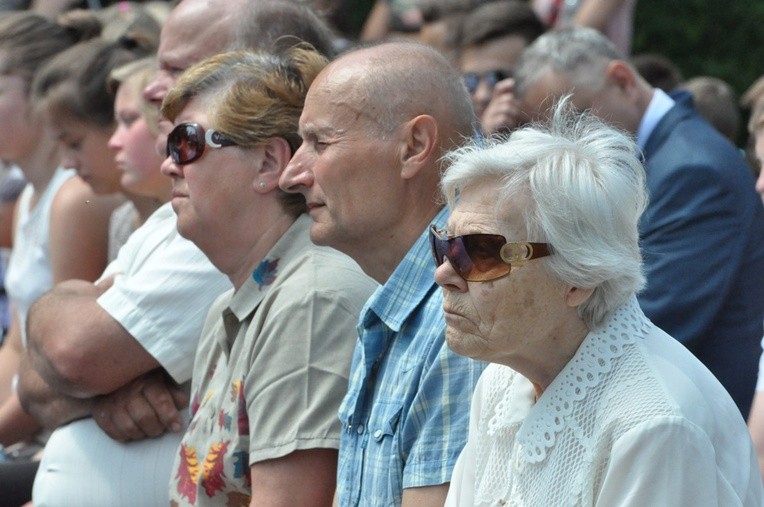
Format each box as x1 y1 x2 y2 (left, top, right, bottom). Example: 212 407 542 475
638 91 764 417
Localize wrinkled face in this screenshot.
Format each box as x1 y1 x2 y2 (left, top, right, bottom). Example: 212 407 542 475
0 72 38 161
434 179 566 367
755 129 764 204
143 6 232 156
108 83 168 200
160 98 263 247
460 34 528 118
279 69 406 256
57 120 122 194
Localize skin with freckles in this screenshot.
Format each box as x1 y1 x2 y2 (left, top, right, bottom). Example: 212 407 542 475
435 178 590 396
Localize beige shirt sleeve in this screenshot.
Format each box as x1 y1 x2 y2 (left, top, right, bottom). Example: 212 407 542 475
245 251 374 463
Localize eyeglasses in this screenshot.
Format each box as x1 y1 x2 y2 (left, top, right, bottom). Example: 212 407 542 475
429 225 551 282
462 69 512 95
166 122 237 165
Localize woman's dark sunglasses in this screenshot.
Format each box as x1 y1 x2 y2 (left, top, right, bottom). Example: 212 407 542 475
166 122 237 165
429 225 551 282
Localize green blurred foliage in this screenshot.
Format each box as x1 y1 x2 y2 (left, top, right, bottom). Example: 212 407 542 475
633 0 764 100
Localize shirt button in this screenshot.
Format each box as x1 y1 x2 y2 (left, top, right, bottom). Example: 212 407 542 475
373 429 383 441
356 424 364 434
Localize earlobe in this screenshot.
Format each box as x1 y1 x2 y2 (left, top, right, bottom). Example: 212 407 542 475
400 114 438 180
255 137 292 193
565 285 595 308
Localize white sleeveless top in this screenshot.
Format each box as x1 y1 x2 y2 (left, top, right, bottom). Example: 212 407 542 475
5 166 76 347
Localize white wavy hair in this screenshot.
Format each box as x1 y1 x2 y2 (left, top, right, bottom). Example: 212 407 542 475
440 100 648 329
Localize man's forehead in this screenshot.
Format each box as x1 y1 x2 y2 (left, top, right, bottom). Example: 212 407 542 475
318 57 362 87
301 53 398 135
301 87 350 133
301 86 373 139
159 38 217 71
306 65 361 107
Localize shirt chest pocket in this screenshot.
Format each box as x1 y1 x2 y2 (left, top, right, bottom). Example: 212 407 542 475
369 402 403 446
368 402 405 505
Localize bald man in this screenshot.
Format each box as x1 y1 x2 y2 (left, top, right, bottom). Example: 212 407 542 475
144 0 336 154
280 41 486 507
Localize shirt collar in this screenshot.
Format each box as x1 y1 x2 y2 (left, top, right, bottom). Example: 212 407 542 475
636 88 675 150
228 214 313 322
363 207 448 333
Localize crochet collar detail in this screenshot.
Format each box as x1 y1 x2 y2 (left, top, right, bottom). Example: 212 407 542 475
511 297 652 463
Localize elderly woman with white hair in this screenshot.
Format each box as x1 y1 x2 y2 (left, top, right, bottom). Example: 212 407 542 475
433 104 763 506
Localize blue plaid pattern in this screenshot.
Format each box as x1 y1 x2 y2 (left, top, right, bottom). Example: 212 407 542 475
336 208 487 506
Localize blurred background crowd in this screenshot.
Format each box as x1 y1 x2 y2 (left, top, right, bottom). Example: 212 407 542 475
0 0 762 506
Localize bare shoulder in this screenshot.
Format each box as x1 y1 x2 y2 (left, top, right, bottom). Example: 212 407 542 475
52 176 124 217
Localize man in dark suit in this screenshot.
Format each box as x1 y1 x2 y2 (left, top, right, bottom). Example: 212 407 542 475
511 26 764 417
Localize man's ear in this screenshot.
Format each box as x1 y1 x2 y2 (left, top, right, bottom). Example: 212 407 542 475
253 137 292 194
564 285 595 308
605 60 638 93
400 114 438 180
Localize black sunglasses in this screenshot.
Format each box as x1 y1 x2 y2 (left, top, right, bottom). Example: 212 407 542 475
462 69 513 95
166 122 237 165
429 225 551 282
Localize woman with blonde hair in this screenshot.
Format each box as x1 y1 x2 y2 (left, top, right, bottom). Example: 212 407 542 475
106 57 171 258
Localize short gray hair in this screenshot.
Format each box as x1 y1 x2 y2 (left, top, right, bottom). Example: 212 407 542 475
441 100 647 328
514 26 622 100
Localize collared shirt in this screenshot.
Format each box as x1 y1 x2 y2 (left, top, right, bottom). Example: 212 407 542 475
97 202 231 383
336 207 487 507
169 215 377 506
33 202 231 507
636 88 675 150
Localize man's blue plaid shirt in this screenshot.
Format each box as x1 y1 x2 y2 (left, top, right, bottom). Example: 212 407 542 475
336 208 486 506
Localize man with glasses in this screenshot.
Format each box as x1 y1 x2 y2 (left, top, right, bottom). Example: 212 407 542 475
21 1 338 505
279 40 486 507
457 0 545 136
